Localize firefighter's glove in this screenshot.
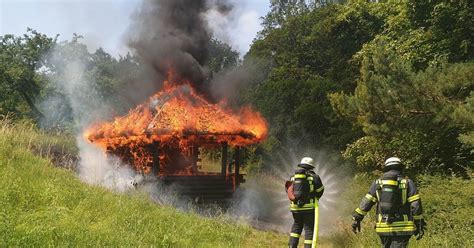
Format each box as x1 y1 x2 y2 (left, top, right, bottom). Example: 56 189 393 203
414 219 426 240
351 219 361 234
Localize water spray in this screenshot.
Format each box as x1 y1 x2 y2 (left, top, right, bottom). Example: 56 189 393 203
233 147 349 240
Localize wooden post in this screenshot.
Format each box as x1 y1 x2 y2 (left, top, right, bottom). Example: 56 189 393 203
221 142 228 176
150 141 160 176
234 146 241 188
191 145 199 172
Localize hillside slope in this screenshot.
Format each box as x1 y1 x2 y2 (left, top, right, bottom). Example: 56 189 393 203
0 121 288 247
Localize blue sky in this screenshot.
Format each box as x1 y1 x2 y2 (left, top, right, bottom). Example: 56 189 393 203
0 0 270 57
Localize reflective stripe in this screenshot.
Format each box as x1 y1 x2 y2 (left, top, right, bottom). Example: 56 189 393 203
294 174 306 179
399 179 407 189
413 215 423 220
399 179 407 204
290 207 315 211
408 194 420 202
381 180 398 186
290 201 315 211
307 176 314 181
316 185 324 192
376 221 414 228
304 240 313 244
355 208 367 216
365 194 377 203
376 226 415 233
290 233 300 238
310 181 314 192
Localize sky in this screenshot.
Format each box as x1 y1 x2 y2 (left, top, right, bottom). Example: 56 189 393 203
0 0 270 57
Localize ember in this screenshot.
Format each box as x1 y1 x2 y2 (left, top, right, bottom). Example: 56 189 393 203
84 72 268 177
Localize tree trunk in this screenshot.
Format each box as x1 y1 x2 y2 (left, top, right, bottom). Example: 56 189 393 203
19 90 44 119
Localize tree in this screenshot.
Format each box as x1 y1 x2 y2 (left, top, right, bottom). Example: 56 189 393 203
357 0 474 70
206 38 239 74
330 44 474 175
244 2 390 150
0 29 56 119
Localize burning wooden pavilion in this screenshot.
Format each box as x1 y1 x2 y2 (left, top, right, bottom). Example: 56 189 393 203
85 81 267 204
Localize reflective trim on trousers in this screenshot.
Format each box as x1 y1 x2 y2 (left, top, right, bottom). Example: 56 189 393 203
290 233 300 238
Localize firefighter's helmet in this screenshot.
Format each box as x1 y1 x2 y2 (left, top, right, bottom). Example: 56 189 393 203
384 157 403 171
298 157 315 169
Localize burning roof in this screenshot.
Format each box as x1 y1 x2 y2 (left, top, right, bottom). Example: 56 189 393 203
85 80 267 150
84 75 267 175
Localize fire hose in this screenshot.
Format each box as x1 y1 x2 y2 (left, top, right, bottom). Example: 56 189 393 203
312 198 319 248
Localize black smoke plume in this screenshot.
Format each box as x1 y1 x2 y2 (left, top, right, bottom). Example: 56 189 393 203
128 0 232 97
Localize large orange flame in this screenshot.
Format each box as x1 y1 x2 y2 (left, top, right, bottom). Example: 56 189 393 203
84 74 268 175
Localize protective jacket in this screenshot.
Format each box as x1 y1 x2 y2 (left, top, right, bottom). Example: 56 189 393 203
289 168 324 212
352 170 423 236
288 167 324 248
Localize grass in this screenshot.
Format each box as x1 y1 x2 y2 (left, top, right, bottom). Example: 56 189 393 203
2 117 471 247
325 173 474 247
0 118 288 247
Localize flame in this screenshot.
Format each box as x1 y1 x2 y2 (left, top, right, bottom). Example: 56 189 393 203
84 74 268 175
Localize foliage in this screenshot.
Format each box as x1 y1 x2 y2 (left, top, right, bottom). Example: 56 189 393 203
0 29 56 119
330 44 474 174
244 1 392 153
1 0 473 177
207 38 240 75
357 0 474 69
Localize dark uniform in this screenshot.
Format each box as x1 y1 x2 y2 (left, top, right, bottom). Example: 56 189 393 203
288 168 324 248
352 169 424 248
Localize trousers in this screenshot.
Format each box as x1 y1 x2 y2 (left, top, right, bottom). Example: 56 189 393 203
288 211 315 248
379 235 411 248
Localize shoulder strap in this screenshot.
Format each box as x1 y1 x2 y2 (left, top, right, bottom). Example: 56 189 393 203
375 179 382 201
398 177 407 204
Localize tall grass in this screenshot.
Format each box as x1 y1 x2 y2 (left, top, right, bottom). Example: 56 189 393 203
326 173 474 247
0 116 77 169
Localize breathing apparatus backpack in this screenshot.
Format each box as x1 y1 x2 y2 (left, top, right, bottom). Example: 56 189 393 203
376 177 407 222
285 169 311 206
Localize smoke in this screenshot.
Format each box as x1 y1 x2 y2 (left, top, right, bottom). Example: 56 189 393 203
209 58 271 102
77 137 140 192
230 147 351 235
38 0 256 195
40 43 141 192
127 0 233 98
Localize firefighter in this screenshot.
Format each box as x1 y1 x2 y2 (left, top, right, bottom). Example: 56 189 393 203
287 157 324 248
351 157 426 248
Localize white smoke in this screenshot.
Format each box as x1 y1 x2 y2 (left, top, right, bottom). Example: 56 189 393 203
40 43 140 192
77 137 140 192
